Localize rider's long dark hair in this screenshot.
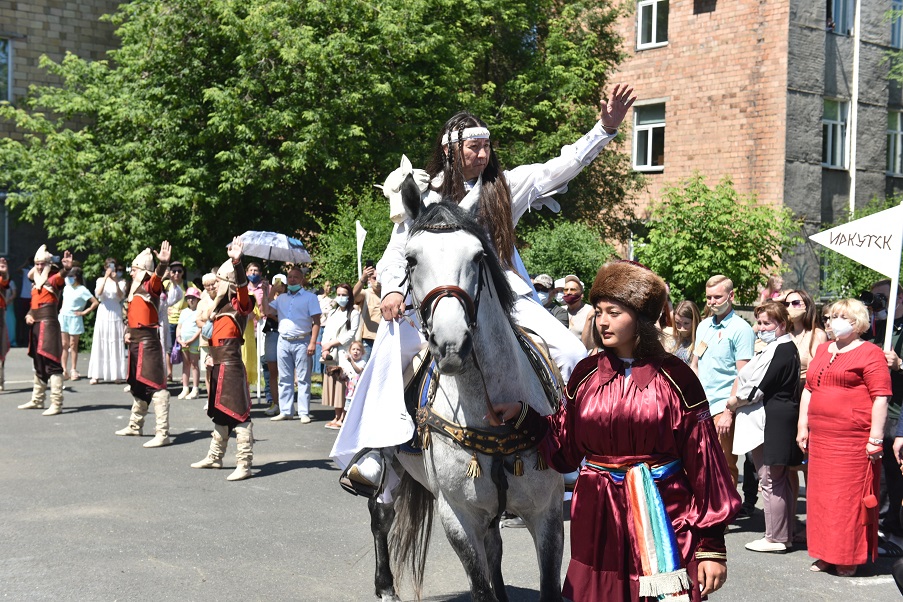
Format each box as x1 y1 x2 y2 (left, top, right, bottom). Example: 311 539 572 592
424 112 516 271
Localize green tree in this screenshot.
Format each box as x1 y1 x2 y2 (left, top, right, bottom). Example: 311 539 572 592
818 195 903 299
519 219 616 295
311 189 394 287
886 9 903 84
634 173 801 306
0 0 639 270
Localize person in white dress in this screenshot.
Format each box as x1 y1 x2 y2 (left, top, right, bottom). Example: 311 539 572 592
88 259 128 384
332 84 636 494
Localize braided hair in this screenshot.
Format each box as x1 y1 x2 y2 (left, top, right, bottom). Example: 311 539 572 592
424 112 516 271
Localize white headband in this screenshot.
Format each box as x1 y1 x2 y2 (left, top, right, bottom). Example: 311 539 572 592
443 127 490 146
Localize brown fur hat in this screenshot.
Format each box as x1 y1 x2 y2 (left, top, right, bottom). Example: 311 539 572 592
589 260 668 323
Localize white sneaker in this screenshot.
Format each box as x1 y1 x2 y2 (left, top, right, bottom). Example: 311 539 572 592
186 387 199 399
177 387 189 399
298 414 312 424
745 538 789 553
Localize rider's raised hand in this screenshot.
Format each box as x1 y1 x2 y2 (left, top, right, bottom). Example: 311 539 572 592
380 291 406 321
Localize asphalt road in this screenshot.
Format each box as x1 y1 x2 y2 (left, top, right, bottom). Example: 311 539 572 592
1 348 899 601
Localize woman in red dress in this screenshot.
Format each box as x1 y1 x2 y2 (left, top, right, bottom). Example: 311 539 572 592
797 297 891 576
499 261 740 601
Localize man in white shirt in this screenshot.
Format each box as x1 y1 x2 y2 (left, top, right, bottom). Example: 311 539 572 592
265 267 321 423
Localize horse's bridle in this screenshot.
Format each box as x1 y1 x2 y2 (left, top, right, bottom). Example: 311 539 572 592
406 258 485 339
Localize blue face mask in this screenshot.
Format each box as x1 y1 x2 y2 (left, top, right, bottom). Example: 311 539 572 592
536 291 549 305
116 271 124 279
247 273 262 284
757 329 776 344
65 277 76 286
336 295 349 308
287 284 302 293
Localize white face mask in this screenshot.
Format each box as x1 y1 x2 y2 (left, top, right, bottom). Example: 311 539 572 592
536 291 549 304
757 329 776 344
830 317 855 339
336 295 349 308
555 292 565 305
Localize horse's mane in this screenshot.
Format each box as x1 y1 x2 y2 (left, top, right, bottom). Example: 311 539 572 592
409 201 517 317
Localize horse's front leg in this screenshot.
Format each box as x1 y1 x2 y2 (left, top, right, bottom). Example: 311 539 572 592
435 494 498 602
368 496 400 602
484 520 508 602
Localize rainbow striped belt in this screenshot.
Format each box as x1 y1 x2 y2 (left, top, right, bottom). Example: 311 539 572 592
586 459 691 601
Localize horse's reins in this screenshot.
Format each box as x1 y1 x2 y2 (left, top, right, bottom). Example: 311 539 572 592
406 259 503 428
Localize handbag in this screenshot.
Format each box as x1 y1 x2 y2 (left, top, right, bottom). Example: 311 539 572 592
170 340 183 365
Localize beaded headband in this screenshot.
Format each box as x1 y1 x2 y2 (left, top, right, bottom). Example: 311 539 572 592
443 127 490 147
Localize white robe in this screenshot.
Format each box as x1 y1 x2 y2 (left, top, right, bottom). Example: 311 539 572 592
331 121 616 468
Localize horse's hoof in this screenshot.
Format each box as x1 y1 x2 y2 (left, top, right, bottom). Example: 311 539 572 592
379 594 402 602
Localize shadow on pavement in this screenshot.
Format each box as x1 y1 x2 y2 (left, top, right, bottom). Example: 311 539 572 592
423 585 540 601
171 430 216 445
254 458 339 478
71 403 129 413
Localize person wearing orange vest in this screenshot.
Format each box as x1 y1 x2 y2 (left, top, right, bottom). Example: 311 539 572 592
190 237 255 480
18 245 71 415
114 241 173 447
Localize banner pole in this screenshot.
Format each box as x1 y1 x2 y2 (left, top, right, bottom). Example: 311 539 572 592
885 202 903 352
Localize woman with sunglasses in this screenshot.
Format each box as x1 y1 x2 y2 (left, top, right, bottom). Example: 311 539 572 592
782 290 827 389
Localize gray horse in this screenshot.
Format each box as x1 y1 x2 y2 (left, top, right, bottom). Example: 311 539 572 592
367 174 565 602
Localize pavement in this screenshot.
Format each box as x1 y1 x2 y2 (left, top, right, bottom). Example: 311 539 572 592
1 347 900 601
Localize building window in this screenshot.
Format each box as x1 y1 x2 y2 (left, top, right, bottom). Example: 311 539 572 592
822 99 848 169
893 1 903 49
633 103 665 172
827 0 854 35
637 0 668 49
889 112 903 175
0 39 10 102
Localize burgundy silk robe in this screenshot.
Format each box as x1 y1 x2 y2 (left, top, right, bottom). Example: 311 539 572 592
522 351 741 602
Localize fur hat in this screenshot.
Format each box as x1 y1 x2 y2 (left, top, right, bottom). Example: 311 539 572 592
589 261 668 323
34 244 52 264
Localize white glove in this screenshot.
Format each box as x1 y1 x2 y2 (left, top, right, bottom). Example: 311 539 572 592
376 155 430 223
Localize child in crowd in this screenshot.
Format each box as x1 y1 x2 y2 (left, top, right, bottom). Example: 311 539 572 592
176 287 202 399
341 340 367 415
60 266 99 381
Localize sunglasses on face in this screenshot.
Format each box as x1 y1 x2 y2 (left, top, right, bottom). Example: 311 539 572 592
782 299 804 308
171 270 183 274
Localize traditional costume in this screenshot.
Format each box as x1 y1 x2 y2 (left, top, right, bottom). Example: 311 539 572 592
190 256 255 481
332 121 617 488
115 248 172 447
18 245 66 415
517 262 741 601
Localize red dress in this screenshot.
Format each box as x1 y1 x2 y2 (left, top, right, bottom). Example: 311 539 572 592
805 341 892 565
523 351 740 601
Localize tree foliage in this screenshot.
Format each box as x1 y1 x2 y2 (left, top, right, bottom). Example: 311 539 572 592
519 219 616 295
0 0 638 270
634 173 801 306
311 189 394 288
818 195 903 299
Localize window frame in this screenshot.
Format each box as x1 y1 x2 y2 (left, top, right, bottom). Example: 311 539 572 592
888 111 903 176
893 0 903 49
827 0 854 36
632 103 666 173
0 38 11 103
822 99 848 170
636 0 669 50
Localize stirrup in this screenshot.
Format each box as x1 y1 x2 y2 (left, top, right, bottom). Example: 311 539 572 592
339 447 386 498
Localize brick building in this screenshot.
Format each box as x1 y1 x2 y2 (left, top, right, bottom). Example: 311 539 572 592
1 0 120 274
612 0 903 294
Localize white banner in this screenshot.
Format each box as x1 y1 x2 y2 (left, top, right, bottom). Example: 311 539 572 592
809 203 903 278
356 220 368 279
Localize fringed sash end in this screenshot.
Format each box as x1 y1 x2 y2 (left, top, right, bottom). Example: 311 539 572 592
638 568 691 598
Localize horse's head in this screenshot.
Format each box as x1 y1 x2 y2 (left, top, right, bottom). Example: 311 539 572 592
401 174 515 375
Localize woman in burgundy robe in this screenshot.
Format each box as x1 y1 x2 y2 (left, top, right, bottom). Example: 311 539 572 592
500 261 740 601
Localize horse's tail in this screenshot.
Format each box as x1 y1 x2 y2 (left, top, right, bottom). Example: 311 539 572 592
389 471 434 601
